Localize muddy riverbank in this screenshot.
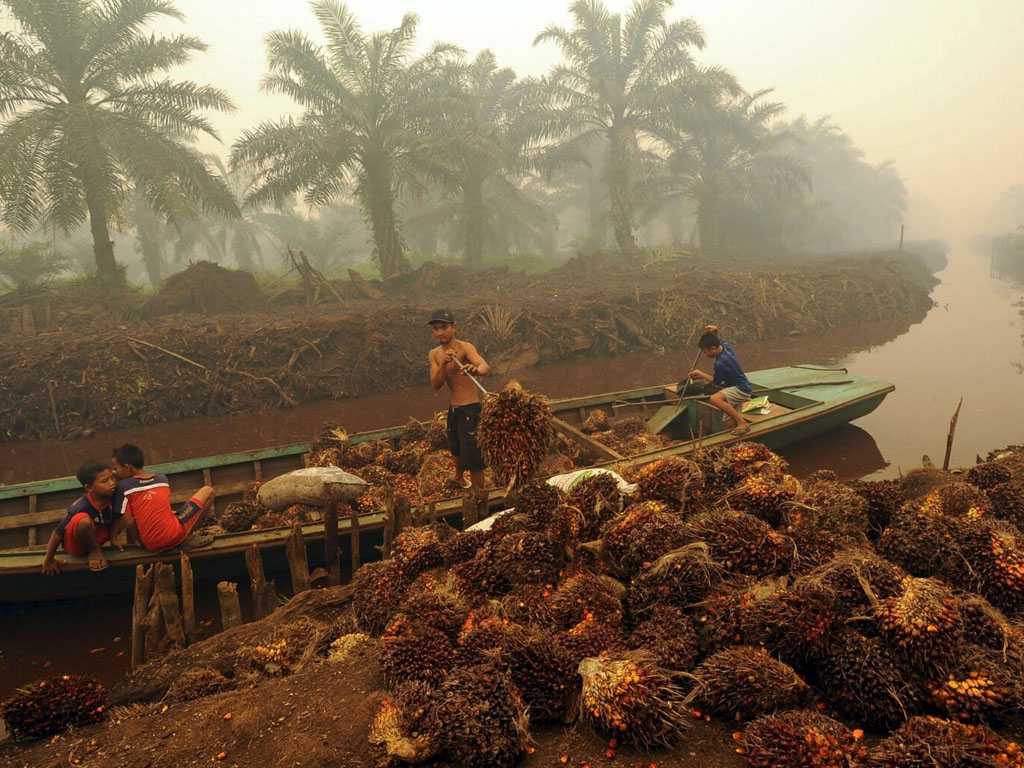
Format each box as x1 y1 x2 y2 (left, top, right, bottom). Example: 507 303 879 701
0 252 934 446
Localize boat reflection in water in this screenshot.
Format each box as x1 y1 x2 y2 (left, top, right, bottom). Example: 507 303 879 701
779 423 888 482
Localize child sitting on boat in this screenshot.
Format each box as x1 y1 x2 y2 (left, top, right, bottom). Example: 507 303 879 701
41 460 132 574
688 324 753 436
111 444 216 552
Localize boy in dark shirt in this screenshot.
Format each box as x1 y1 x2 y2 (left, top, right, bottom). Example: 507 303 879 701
688 324 753 435
111 444 215 552
42 460 130 574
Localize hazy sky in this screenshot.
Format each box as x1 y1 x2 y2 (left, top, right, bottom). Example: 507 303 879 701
21 0 1024 240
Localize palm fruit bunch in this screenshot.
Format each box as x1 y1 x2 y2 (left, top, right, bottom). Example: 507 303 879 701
220 499 263 532
399 417 426 447
899 467 950 502
786 523 845 575
491 531 566 585
953 519 1024 612
440 528 488 566
849 479 905 535
578 651 688 748
689 647 811 720
380 444 426 476
864 716 1024 768
308 421 350 467
1 675 106 741
818 629 923 729
635 457 705 512
875 503 957 577
379 617 454 686
693 578 768 655
502 584 558 627
602 501 691 576
728 472 802 527
454 608 517 665
391 523 452 580
923 482 991 519
164 667 232 703
988 480 1024 527
477 379 554 489
369 680 440 768
581 409 610 434
798 477 871 539
493 625 578 721
548 572 626 629
798 550 906 620
690 510 795 577
611 414 648 438
565 472 623 528
927 647 1017 725
556 618 626 666
710 442 788 491
513 480 565 529
430 664 530 768
548 504 590 545
876 577 964 672
966 461 1013 491
396 589 469 642
353 561 409 636
489 511 530 536
552 434 581 465
628 604 698 671
356 464 395 487
626 542 725 618
252 507 293 530
742 710 861 768
450 547 511 603
424 411 448 450
739 586 839 664
416 451 455 503
958 595 1015 651
342 438 389 470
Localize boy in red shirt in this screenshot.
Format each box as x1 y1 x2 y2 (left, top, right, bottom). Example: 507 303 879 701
111 444 215 552
42 460 131 574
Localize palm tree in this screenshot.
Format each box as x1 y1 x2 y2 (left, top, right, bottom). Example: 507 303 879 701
232 1 458 278
533 0 708 260
653 87 808 255
0 0 238 278
414 51 551 266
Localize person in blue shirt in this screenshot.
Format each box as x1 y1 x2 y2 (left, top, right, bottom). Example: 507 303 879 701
688 324 753 436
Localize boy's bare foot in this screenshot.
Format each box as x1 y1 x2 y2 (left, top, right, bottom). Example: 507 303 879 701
88 550 109 572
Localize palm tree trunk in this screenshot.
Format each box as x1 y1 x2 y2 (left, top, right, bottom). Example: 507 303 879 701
606 125 641 261
463 179 485 268
363 166 408 278
85 185 118 278
696 197 720 255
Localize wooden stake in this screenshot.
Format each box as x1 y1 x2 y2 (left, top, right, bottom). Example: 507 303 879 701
143 590 165 660
245 544 276 620
942 396 964 471
131 564 155 670
323 487 341 586
45 380 60 436
462 492 479 528
286 521 311 593
155 562 186 648
217 581 243 630
180 552 196 645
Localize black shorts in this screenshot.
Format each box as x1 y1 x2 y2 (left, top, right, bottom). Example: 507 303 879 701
446 403 485 472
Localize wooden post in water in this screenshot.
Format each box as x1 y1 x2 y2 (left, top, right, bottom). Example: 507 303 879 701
180 552 196 645
245 544 276 620
286 521 311 594
217 581 243 630
143 592 164 660
943 396 964 471
155 562 186 648
131 564 155 670
323 487 341 586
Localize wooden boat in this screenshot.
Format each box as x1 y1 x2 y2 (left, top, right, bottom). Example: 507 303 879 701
0 366 892 601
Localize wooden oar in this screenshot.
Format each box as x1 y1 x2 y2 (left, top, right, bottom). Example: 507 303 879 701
450 356 490 398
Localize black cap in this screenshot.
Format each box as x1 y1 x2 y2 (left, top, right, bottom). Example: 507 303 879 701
427 308 455 325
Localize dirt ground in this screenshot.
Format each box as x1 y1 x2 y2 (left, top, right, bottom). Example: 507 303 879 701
0 252 935 443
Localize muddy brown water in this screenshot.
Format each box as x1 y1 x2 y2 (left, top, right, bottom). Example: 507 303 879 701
2 245 1023 704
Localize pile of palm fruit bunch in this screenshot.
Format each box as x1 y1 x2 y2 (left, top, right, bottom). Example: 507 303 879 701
581 411 677 457
219 480 266 532
0 675 107 741
477 379 555 489
349 442 1024 767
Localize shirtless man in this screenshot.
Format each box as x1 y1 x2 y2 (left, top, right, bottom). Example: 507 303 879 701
427 308 491 493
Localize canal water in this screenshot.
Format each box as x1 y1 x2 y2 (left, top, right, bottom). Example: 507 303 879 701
2 243 1022 702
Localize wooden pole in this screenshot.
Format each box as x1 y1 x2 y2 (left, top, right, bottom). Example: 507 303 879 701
942 396 964 471
245 544 276 620
286 521 311 594
180 553 196 645
131 565 155 670
155 563 186 648
899 223 905 251
323 488 341 586
217 581 243 630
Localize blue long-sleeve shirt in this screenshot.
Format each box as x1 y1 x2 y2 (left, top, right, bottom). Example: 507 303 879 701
713 341 752 394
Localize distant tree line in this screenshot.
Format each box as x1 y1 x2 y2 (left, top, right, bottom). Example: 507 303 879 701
0 0 907 286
